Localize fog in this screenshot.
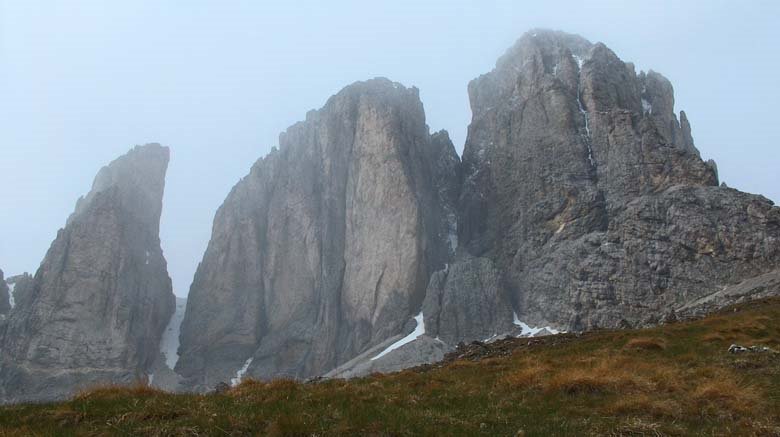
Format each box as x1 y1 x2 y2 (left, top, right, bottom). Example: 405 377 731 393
1 1 778 297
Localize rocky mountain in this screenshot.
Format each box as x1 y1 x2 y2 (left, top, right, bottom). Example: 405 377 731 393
176 30 780 384
452 29 778 333
2 29 778 400
176 78 459 390
0 144 175 403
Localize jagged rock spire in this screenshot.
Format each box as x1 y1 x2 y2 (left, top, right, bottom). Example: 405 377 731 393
0 144 175 403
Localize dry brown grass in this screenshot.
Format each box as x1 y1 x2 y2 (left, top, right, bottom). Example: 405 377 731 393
543 356 655 395
701 332 726 342
623 337 667 351
228 377 302 403
504 361 550 389
691 375 761 417
73 381 164 401
39 406 87 426
3 298 779 436
604 393 681 419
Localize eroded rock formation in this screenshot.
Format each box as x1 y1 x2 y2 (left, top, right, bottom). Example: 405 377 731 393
177 31 780 383
5 30 775 395
454 29 778 332
176 79 460 390
0 144 175 403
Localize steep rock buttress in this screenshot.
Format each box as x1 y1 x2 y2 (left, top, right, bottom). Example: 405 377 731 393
0 144 175 403
176 79 459 390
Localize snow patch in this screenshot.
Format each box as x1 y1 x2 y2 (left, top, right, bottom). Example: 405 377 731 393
572 54 584 69
513 312 562 337
159 297 187 370
641 98 653 114
231 358 253 386
448 232 459 254
8 283 15 309
371 312 426 361
573 53 595 168
483 333 499 342
446 212 458 254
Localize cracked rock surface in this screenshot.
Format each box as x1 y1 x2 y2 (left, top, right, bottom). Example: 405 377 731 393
455 30 778 332
176 79 460 390
0 144 175 403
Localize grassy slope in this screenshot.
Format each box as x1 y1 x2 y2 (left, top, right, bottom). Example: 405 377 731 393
1 299 778 436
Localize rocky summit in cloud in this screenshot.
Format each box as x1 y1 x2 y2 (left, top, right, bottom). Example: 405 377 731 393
175 78 459 391
0 144 175 404
182 30 780 384
2 30 779 401
454 29 778 333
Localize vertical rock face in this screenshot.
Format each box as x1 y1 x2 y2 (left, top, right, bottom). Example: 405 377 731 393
0 144 175 403
177 78 459 389
421 257 514 344
455 29 780 332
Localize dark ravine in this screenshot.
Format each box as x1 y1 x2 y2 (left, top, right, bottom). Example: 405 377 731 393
0 144 175 403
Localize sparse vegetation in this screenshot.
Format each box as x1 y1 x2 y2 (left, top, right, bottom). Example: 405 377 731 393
1 298 779 436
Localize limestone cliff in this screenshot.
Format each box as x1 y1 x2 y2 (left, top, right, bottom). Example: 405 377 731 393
453 30 778 332
176 79 460 389
0 144 175 403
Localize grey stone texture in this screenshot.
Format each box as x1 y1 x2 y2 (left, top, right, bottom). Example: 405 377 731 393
176 79 460 390
0 144 175 403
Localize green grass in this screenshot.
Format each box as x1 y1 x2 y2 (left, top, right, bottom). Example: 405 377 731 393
1 298 779 436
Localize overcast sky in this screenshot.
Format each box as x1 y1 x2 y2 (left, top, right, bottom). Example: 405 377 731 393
2 1 778 297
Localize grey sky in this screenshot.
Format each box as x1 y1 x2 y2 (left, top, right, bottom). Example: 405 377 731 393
1 1 778 297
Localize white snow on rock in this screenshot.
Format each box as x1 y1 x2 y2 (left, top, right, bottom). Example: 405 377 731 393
231 358 253 386
572 54 584 69
160 297 187 370
513 312 562 337
8 283 15 309
446 212 459 254
572 53 595 168
483 333 499 342
641 98 653 114
448 232 459 254
371 312 426 361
